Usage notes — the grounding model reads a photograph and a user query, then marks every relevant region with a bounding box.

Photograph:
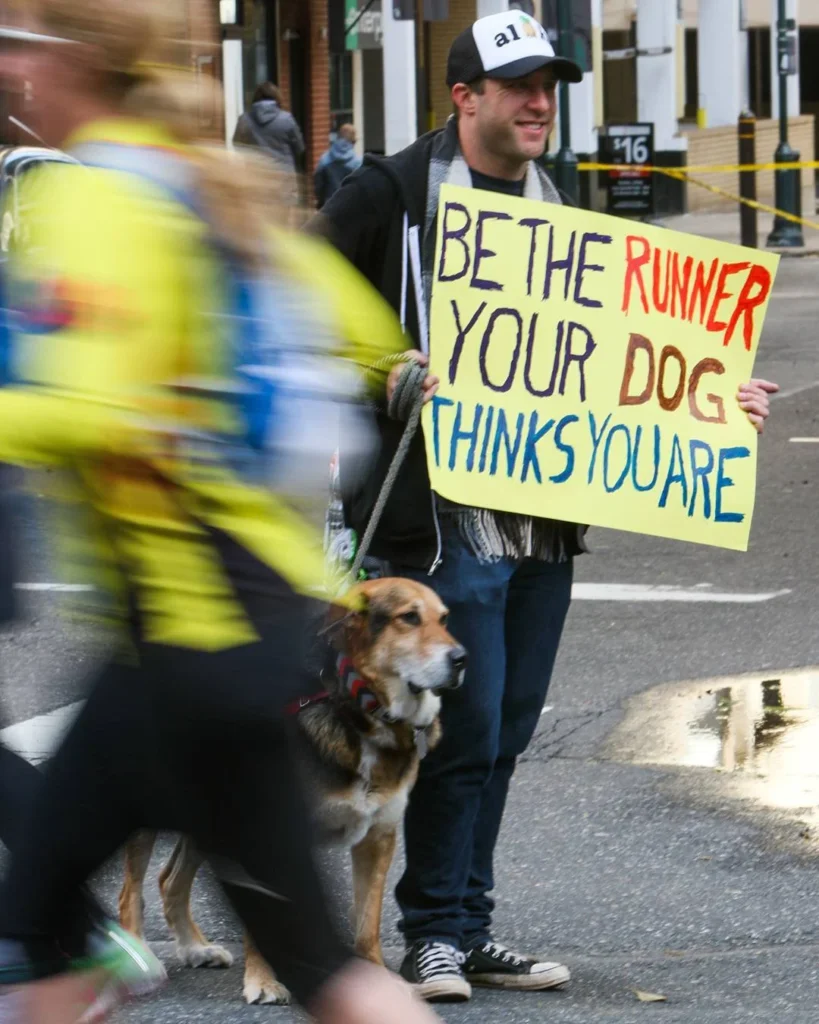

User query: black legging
[0,601,352,1006]
[0,741,40,854]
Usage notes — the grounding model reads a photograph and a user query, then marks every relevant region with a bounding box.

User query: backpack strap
[70,141,207,224]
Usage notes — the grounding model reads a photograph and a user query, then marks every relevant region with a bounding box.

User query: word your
[622,235,772,349]
[445,299,597,401]
[429,397,749,524]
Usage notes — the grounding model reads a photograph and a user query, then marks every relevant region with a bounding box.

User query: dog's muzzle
[407,646,467,697]
[438,645,467,692]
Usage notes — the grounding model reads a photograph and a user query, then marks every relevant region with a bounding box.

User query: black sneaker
[399,940,471,1002]
[463,940,570,990]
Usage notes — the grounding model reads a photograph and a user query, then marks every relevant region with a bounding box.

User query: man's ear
[452,82,477,119]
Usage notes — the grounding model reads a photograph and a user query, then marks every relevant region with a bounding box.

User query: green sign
[345,0,383,51]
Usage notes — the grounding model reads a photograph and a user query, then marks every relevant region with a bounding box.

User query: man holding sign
[315,10,777,1003]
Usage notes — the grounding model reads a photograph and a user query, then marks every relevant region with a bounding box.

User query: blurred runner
[0,3,436,1024]
[1,267,152,1013]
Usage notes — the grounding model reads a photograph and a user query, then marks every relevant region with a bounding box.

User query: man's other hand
[738,378,779,434]
[387,351,440,406]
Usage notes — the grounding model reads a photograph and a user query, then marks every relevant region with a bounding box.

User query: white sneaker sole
[468,964,571,991]
[411,976,472,1002]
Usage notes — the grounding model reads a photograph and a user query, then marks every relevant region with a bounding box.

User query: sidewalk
[655,209,819,255]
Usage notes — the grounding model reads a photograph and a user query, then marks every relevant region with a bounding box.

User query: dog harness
[285,653,430,756]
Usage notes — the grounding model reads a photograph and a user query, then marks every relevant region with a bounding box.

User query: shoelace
[482,941,526,967]
[417,942,465,979]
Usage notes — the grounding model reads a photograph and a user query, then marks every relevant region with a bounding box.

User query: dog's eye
[439,613,449,627]
[400,610,422,627]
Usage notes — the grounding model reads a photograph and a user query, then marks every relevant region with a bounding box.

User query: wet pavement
[607,668,819,839]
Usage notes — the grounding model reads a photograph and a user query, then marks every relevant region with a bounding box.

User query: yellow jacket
[0,119,403,650]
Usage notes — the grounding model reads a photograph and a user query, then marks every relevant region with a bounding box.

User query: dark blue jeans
[395,527,573,949]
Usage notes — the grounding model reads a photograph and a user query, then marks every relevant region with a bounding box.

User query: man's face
[471,68,558,167]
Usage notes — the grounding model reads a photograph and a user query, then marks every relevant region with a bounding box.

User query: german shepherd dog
[118,577,466,1004]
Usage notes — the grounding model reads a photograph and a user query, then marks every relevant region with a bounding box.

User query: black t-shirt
[469,167,526,197]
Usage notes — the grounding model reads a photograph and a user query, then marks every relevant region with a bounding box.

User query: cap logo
[494,15,546,48]
[520,16,539,39]
[472,10,555,73]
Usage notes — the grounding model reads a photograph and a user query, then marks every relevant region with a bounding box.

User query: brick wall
[308,0,332,176]
[185,0,222,139]
[683,115,815,215]
[277,0,331,183]
[428,0,476,129]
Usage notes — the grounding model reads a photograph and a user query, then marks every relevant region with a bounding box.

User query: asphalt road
[1,257,817,1024]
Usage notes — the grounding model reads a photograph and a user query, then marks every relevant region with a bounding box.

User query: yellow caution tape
[662,168,819,231]
[574,162,819,233]
[578,161,819,173]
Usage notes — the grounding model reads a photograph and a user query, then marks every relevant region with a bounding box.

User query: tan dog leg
[242,935,291,1005]
[119,830,157,939]
[159,837,234,968]
[351,827,397,966]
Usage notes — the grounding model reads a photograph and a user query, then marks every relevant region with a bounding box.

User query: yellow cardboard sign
[422,184,780,551]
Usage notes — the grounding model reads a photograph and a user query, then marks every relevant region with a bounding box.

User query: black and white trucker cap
[446,11,582,87]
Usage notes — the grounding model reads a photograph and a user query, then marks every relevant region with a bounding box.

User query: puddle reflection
[608,668,819,824]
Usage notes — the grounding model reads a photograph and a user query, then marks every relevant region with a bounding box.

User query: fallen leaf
[633,989,668,1003]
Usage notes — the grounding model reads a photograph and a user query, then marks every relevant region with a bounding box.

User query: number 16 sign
[602,123,655,218]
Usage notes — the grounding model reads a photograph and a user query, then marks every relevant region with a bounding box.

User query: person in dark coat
[314,124,362,209]
[233,82,305,177]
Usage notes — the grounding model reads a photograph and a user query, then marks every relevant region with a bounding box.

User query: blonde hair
[36,0,299,265]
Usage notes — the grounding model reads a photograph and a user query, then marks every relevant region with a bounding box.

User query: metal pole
[738,111,757,248]
[767,0,803,247]
[553,0,579,204]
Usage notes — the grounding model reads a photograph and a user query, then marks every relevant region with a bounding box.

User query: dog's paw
[243,973,291,1005]
[176,942,234,968]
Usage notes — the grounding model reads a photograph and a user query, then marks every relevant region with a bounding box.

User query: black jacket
[311,128,445,571]
[233,100,305,174]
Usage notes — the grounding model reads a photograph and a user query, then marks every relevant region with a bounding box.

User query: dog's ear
[323,592,367,649]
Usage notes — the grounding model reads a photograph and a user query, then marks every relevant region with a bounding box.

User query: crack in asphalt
[520,709,617,762]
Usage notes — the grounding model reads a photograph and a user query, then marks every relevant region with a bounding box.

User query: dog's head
[330,577,467,729]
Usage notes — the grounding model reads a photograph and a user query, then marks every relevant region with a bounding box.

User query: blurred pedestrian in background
[233,81,305,205]
[314,124,362,209]
[0,3,440,1024]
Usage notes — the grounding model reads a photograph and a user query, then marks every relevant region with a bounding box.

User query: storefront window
[241,0,269,108]
[330,52,353,133]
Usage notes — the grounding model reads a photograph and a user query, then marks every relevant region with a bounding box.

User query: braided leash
[349,358,428,581]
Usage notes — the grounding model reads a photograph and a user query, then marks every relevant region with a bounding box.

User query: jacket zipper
[428,492,442,576]
[404,213,442,575]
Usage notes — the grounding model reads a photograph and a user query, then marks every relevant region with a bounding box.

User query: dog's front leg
[119,830,157,938]
[351,826,397,966]
[242,936,291,1005]
[159,836,234,968]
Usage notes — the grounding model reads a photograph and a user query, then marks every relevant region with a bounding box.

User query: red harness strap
[284,690,330,717]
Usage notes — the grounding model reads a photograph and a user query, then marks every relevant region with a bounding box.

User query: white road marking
[789,437,819,443]
[773,380,819,401]
[0,700,82,763]
[14,583,94,592]
[572,584,791,603]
